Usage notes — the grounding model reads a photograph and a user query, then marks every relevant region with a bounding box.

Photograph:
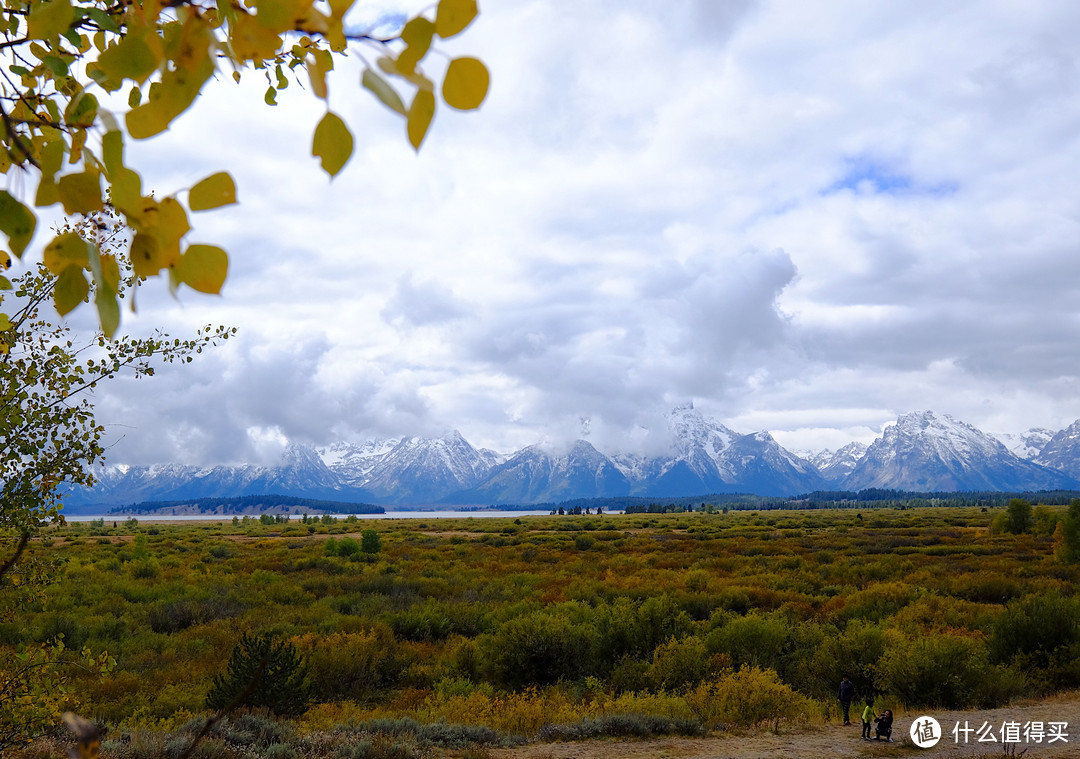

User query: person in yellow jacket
[860,699,874,740]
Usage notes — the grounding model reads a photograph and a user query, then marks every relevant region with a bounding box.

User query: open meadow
[5,505,1080,758]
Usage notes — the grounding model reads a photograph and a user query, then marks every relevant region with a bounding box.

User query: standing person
[860,699,874,740]
[838,675,855,725]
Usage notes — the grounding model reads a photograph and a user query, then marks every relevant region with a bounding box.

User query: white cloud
[44,0,1080,463]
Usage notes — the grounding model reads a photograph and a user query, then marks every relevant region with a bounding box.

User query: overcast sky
[60,0,1080,465]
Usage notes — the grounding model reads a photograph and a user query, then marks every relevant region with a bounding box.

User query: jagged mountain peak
[1034,419,1080,479]
[845,411,1075,492]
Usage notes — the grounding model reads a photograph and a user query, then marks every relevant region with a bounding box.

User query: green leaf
[442,57,489,110]
[312,111,353,177]
[0,192,37,258]
[97,33,160,87]
[85,7,120,33]
[27,0,73,40]
[189,172,237,211]
[264,85,277,106]
[43,55,68,76]
[64,91,98,128]
[362,68,406,116]
[0,277,11,291]
[176,244,228,294]
[53,266,89,316]
[435,0,477,38]
[0,312,10,330]
[407,90,436,151]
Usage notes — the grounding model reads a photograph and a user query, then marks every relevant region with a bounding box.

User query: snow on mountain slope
[844,411,1076,492]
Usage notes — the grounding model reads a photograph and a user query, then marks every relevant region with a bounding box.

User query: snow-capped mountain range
[66,408,1080,508]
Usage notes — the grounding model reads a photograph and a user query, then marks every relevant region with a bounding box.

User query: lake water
[64,509,619,522]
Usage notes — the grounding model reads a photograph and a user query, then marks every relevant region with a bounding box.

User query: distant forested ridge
[580,489,1080,514]
[107,494,385,516]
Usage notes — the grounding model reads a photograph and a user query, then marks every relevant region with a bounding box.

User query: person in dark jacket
[837,675,855,725]
[873,709,894,741]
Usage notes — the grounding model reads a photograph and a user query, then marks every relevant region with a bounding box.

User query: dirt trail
[488,695,1080,759]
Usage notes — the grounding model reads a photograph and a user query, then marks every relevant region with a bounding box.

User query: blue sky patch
[823,158,958,197]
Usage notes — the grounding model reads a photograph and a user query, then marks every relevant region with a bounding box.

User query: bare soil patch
[488,694,1080,759]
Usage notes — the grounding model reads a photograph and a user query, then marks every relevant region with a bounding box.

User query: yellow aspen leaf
[177,244,228,293]
[189,172,237,211]
[99,252,120,293]
[0,277,10,291]
[0,191,37,258]
[126,59,212,139]
[149,198,190,267]
[53,264,90,316]
[407,89,436,151]
[306,49,333,99]
[57,171,104,215]
[231,12,283,61]
[0,251,9,269]
[398,17,435,73]
[299,5,329,35]
[43,231,89,274]
[34,138,65,207]
[110,169,143,218]
[312,111,353,177]
[442,56,489,110]
[69,128,87,164]
[0,313,9,330]
[378,55,434,91]
[130,232,163,277]
[435,0,477,38]
[254,0,312,33]
[164,12,213,72]
[92,256,120,338]
[361,68,406,116]
[101,130,123,175]
[126,100,170,139]
[27,0,73,40]
[325,0,353,50]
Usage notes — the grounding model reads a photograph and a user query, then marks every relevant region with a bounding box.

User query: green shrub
[880,631,988,708]
[298,628,405,700]
[705,612,790,673]
[990,591,1080,687]
[479,612,597,688]
[648,636,708,690]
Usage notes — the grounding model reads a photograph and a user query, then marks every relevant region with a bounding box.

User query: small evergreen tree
[361,529,382,554]
[206,632,310,715]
